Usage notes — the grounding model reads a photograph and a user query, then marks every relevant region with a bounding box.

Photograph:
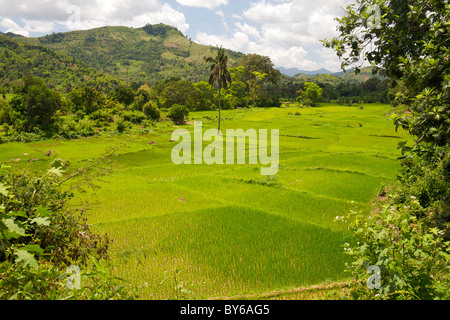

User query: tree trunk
[218,86,221,134]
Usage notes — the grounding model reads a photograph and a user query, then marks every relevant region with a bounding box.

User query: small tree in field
[297,82,323,107]
[168,104,189,125]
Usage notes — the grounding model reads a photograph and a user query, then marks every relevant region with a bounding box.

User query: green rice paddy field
[0,103,410,299]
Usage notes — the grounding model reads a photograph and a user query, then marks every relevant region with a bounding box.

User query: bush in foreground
[340,148,450,300]
[0,162,135,300]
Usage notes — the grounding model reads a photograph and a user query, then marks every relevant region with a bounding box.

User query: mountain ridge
[1,23,384,93]
[14,24,245,87]
[276,66,338,77]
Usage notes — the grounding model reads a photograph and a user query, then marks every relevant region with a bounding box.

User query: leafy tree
[0,99,13,126]
[70,85,106,114]
[193,81,215,111]
[9,76,61,132]
[142,101,160,121]
[143,24,184,38]
[238,53,281,86]
[132,88,152,111]
[110,85,135,107]
[168,104,189,125]
[228,66,248,99]
[248,71,267,104]
[297,82,323,107]
[161,79,197,110]
[206,46,232,132]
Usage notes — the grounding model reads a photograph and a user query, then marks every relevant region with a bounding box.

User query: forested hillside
[1,23,390,106]
[0,35,122,93]
[16,24,244,88]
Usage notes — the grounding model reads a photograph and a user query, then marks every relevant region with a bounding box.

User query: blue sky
[0,0,354,71]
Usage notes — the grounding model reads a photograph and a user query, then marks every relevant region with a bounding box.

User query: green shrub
[168,104,189,125]
[0,164,135,299]
[341,203,450,300]
[253,96,281,108]
[76,119,95,137]
[57,117,96,139]
[142,101,160,121]
[341,146,450,300]
[116,119,128,133]
[89,110,114,123]
[122,110,146,124]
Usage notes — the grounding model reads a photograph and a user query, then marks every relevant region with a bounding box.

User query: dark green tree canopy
[238,54,281,86]
[161,78,198,110]
[10,76,61,132]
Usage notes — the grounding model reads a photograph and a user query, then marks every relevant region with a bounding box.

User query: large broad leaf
[9,210,28,218]
[30,216,50,227]
[2,218,26,238]
[23,244,44,257]
[35,206,53,218]
[15,249,38,269]
[0,182,10,197]
[47,167,65,177]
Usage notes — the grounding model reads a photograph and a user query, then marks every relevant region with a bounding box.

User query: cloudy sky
[0,0,354,72]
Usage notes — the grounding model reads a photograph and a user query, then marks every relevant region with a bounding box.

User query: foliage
[121,110,147,125]
[142,101,160,121]
[9,76,61,132]
[325,0,450,300]
[238,53,281,86]
[168,104,189,125]
[340,192,450,300]
[143,23,184,38]
[58,117,96,139]
[110,85,135,107]
[132,88,158,111]
[193,81,215,111]
[0,160,134,300]
[161,79,198,110]
[69,85,106,115]
[297,82,323,107]
[392,146,450,239]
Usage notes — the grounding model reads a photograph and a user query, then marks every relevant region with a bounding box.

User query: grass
[0,103,409,299]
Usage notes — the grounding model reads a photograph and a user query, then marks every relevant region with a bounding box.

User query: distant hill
[0,34,122,92]
[16,24,245,87]
[2,23,386,93]
[0,31,24,38]
[277,66,337,77]
[290,66,386,85]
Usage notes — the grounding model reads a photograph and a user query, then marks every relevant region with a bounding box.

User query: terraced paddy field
[0,103,409,299]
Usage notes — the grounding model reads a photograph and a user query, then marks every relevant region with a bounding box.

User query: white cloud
[0,18,30,37]
[195,29,315,70]
[0,0,189,35]
[196,0,353,70]
[176,0,228,9]
[243,1,293,23]
[0,0,354,71]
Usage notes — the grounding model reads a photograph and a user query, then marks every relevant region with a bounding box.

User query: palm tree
[206,46,232,133]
